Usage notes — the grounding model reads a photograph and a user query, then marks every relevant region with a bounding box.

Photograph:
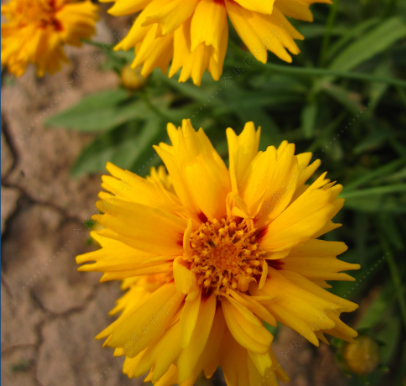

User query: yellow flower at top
[100,0,331,85]
[1,0,99,77]
[77,120,360,386]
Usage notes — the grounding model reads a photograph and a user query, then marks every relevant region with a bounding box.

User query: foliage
[47,0,406,384]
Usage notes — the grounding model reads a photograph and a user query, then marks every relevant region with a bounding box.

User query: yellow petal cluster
[1,0,99,77]
[76,120,360,386]
[100,0,331,85]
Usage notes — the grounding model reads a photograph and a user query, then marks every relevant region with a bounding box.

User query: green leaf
[378,215,404,251]
[369,60,392,112]
[353,131,391,155]
[322,83,365,115]
[298,24,346,39]
[375,317,401,364]
[325,18,379,63]
[344,196,406,213]
[46,90,152,132]
[343,156,406,192]
[356,283,396,330]
[213,93,303,116]
[301,102,318,138]
[127,117,166,176]
[340,184,406,199]
[329,17,406,71]
[71,118,163,177]
[154,71,216,103]
[53,89,129,114]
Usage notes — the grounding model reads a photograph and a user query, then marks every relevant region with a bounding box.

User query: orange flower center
[186,218,266,293]
[8,0,62,30]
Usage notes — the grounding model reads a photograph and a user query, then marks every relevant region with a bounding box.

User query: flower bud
[120,64,147,91]
[343,336,380,375]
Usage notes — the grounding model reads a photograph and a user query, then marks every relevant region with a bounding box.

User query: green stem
[319,0,340,67]
[379,236,406,333]
[340,184,406,199]
[263,63,406,88]
[229,42,406,88]
[139,92,172,123]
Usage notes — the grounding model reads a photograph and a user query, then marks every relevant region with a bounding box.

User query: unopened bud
[120,64,147,91]
[343,336,380,375]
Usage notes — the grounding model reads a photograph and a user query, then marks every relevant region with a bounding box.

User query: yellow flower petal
[221,296,273,353]
[177,293,217,382]
[180,289,201,348]
[226,122,261,195]
[98,282,184,354]
[154,119,231,221]
[1,0,98,76]
[93,196,186,255]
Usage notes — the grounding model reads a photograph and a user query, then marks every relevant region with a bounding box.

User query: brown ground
[1,9,347,386]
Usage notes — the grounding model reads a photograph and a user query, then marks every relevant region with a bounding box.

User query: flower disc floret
[186,217,266,293]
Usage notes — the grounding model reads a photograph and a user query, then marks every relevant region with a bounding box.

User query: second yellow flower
[101,0,331,85]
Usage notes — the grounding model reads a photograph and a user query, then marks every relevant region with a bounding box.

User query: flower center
[186,218,266,294]
[11,0,62,30]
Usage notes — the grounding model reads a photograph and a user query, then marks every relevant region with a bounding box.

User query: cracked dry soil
[1,9,346,386]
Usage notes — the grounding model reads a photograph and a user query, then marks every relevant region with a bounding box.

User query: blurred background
[1,0,406,385]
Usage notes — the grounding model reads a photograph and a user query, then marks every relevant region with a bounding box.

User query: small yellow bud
[120,64,147,91]
[343,336,380,375]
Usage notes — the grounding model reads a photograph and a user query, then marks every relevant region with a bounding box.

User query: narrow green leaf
[369,60,392,112]
[213,94,303,116]
[301,102,318,138]
[378,215,404,251]
[47,94,151,132]
[70,118,164,177]
[127,117,166,176]
[343,157,406,192]
[344,196,406,213]
[379,235,406,334]
[353,131,391,154]
[322,83,364,115]
[71,121,141,177]
[330,17,406,71]
[298,24,345,39]
[325,18,379,63]
[356,284,395,330]
[340,184,406,199]
[154,71,216,103]
[375,317,401,364]
[49,89,129,116]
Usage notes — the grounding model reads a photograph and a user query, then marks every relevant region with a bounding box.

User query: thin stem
[319,0,340,67]
[340,184,406,199]
[229,42,406,88]
[139,91,172,123]
[263,63,406,88]
[379,236,406,333]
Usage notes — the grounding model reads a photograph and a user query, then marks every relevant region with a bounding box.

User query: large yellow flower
[77,120,360,386]
[100,0,331,85]
[1,0,99,77]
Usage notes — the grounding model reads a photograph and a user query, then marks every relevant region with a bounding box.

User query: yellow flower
[1,0,99,77]
[77,120,360,386]
[100,0,331,85]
